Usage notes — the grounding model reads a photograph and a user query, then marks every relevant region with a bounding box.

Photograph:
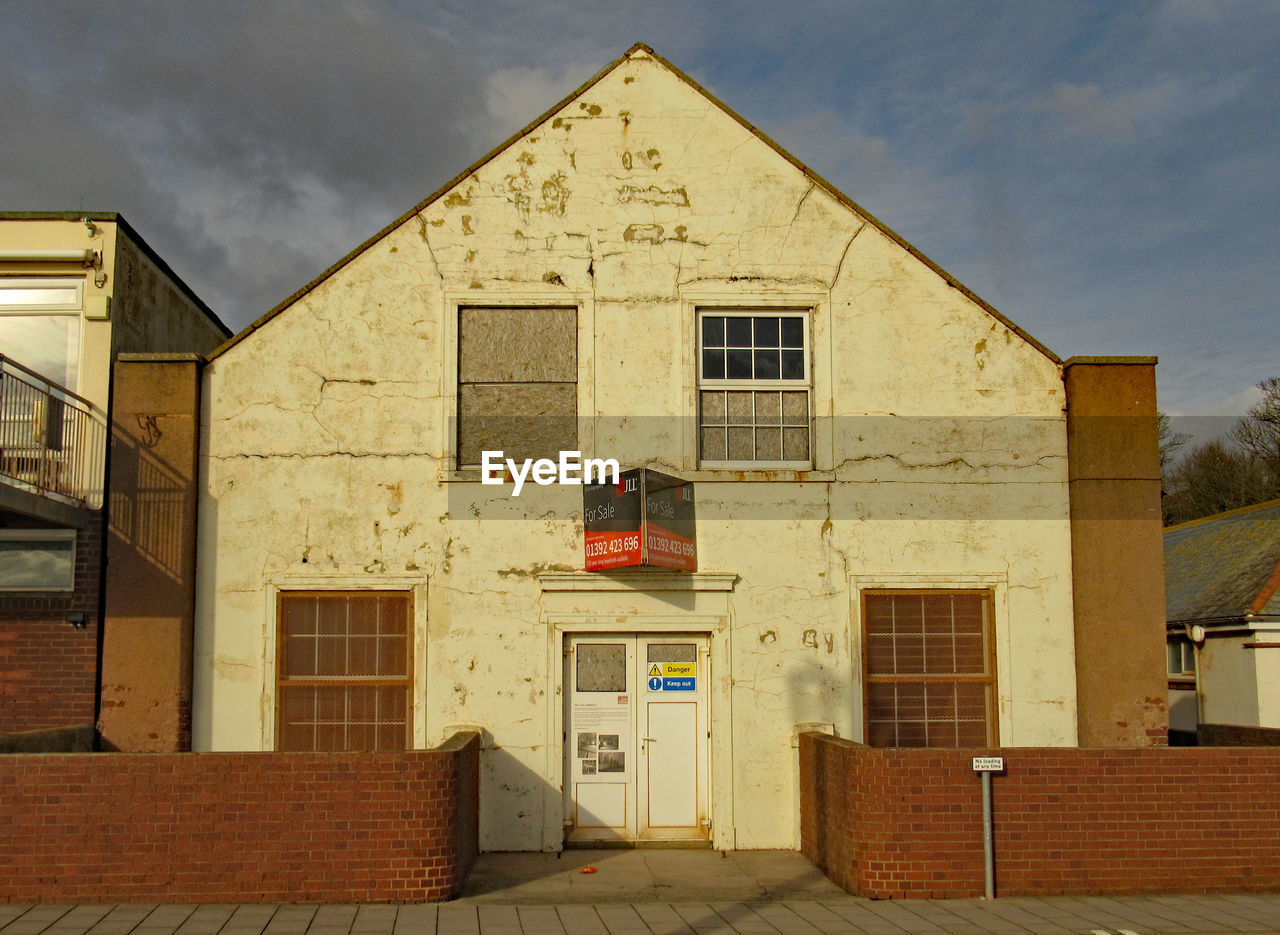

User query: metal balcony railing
[0,354,106,509]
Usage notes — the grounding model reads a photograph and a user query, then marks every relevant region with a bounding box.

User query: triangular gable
[209,42,1059,363]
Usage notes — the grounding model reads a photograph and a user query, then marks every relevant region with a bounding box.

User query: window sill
[441,467,836,483]
[688,467,833,482]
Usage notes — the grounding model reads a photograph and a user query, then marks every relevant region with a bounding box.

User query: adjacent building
[1164,498,1280,745]
[0,213,229,748]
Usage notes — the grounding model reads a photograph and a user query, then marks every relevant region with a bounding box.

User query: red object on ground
[579,866,597,874]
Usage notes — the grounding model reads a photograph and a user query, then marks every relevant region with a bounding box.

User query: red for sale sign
[582,468,696,572]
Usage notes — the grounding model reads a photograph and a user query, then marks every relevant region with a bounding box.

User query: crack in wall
[830,222,867,289]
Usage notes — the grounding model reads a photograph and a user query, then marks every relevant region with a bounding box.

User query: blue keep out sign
[662,677,696,691]
[648,676,663,691]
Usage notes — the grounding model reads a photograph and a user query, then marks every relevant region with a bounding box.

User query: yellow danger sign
[659,662,696,678]
[648,664,662,677]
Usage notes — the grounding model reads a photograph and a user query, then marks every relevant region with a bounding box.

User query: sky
[3,0,1277,431]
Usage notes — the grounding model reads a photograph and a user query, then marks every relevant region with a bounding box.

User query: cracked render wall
[194,48,1079,851]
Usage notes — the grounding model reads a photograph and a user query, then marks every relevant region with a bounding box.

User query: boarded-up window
[457,306,576,466]
[277,591,411,751]
[863,590,997,747]
[698,311,809,464]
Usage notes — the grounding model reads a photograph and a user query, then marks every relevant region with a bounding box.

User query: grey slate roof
[1164,498,1280,624]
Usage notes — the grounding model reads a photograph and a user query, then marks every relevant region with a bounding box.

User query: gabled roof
[1164,498,1280,624]
[209,43,1059,363]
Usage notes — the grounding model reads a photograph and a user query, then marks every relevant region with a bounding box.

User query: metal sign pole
[971,755,1003,899]
[982,770,995,899]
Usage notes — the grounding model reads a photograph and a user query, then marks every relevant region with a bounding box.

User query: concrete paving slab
[392,905,437,935]
[263,905,316,935]
[0,910,34,931]
[130,905,198,934]
[819,902,911,935]
[219,904,279,935]
[84,905,157,935]
[669,904,738,935]
[352,907,399,935]
[512,907,564,935]
[1142,894,1262,932]
[551,907,607,935]
[706,903,782,935]
[172,905,237,935]
[436,905,479,935]
[42,905,115,935]
[742,905,822,935]
[632,904,693,935]
[2,906,76,935]
[1181,894,1280,931]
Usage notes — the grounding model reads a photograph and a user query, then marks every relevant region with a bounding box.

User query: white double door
[564,634,710,843]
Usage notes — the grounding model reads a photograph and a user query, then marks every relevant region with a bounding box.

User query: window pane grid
[865,591,995,748]
[699,390,809,461]
[278,592,411,752]
[279,685,408,752]
[698,311,810,465]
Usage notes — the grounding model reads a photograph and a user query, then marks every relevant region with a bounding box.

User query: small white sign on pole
[972,755,1005,773]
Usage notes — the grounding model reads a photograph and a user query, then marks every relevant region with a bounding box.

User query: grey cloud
[3,0,494,325]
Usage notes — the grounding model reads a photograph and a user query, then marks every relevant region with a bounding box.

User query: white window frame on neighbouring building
[0,277,84,393]
[696,308,811,467]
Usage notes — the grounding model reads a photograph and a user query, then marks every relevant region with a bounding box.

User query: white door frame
[562,633,712,844]
[542,610,733,851]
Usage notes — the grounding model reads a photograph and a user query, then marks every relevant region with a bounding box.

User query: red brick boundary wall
[0,732,479,903]
[800,732,1280,899]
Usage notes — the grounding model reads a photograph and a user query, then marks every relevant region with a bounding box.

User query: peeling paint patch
[618,185,689,207]
[579,102,602,116]
[497,562,574,578]
[621,149,662,171]
[382,482,403,516]
[624,224,664,244]
[461,215,475,235]
[540,172,570,216]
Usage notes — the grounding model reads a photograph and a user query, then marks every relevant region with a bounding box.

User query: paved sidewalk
[3,851,1279,935]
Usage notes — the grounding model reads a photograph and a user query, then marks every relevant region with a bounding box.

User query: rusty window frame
[861,589,998,748]
[275,590,412,752]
